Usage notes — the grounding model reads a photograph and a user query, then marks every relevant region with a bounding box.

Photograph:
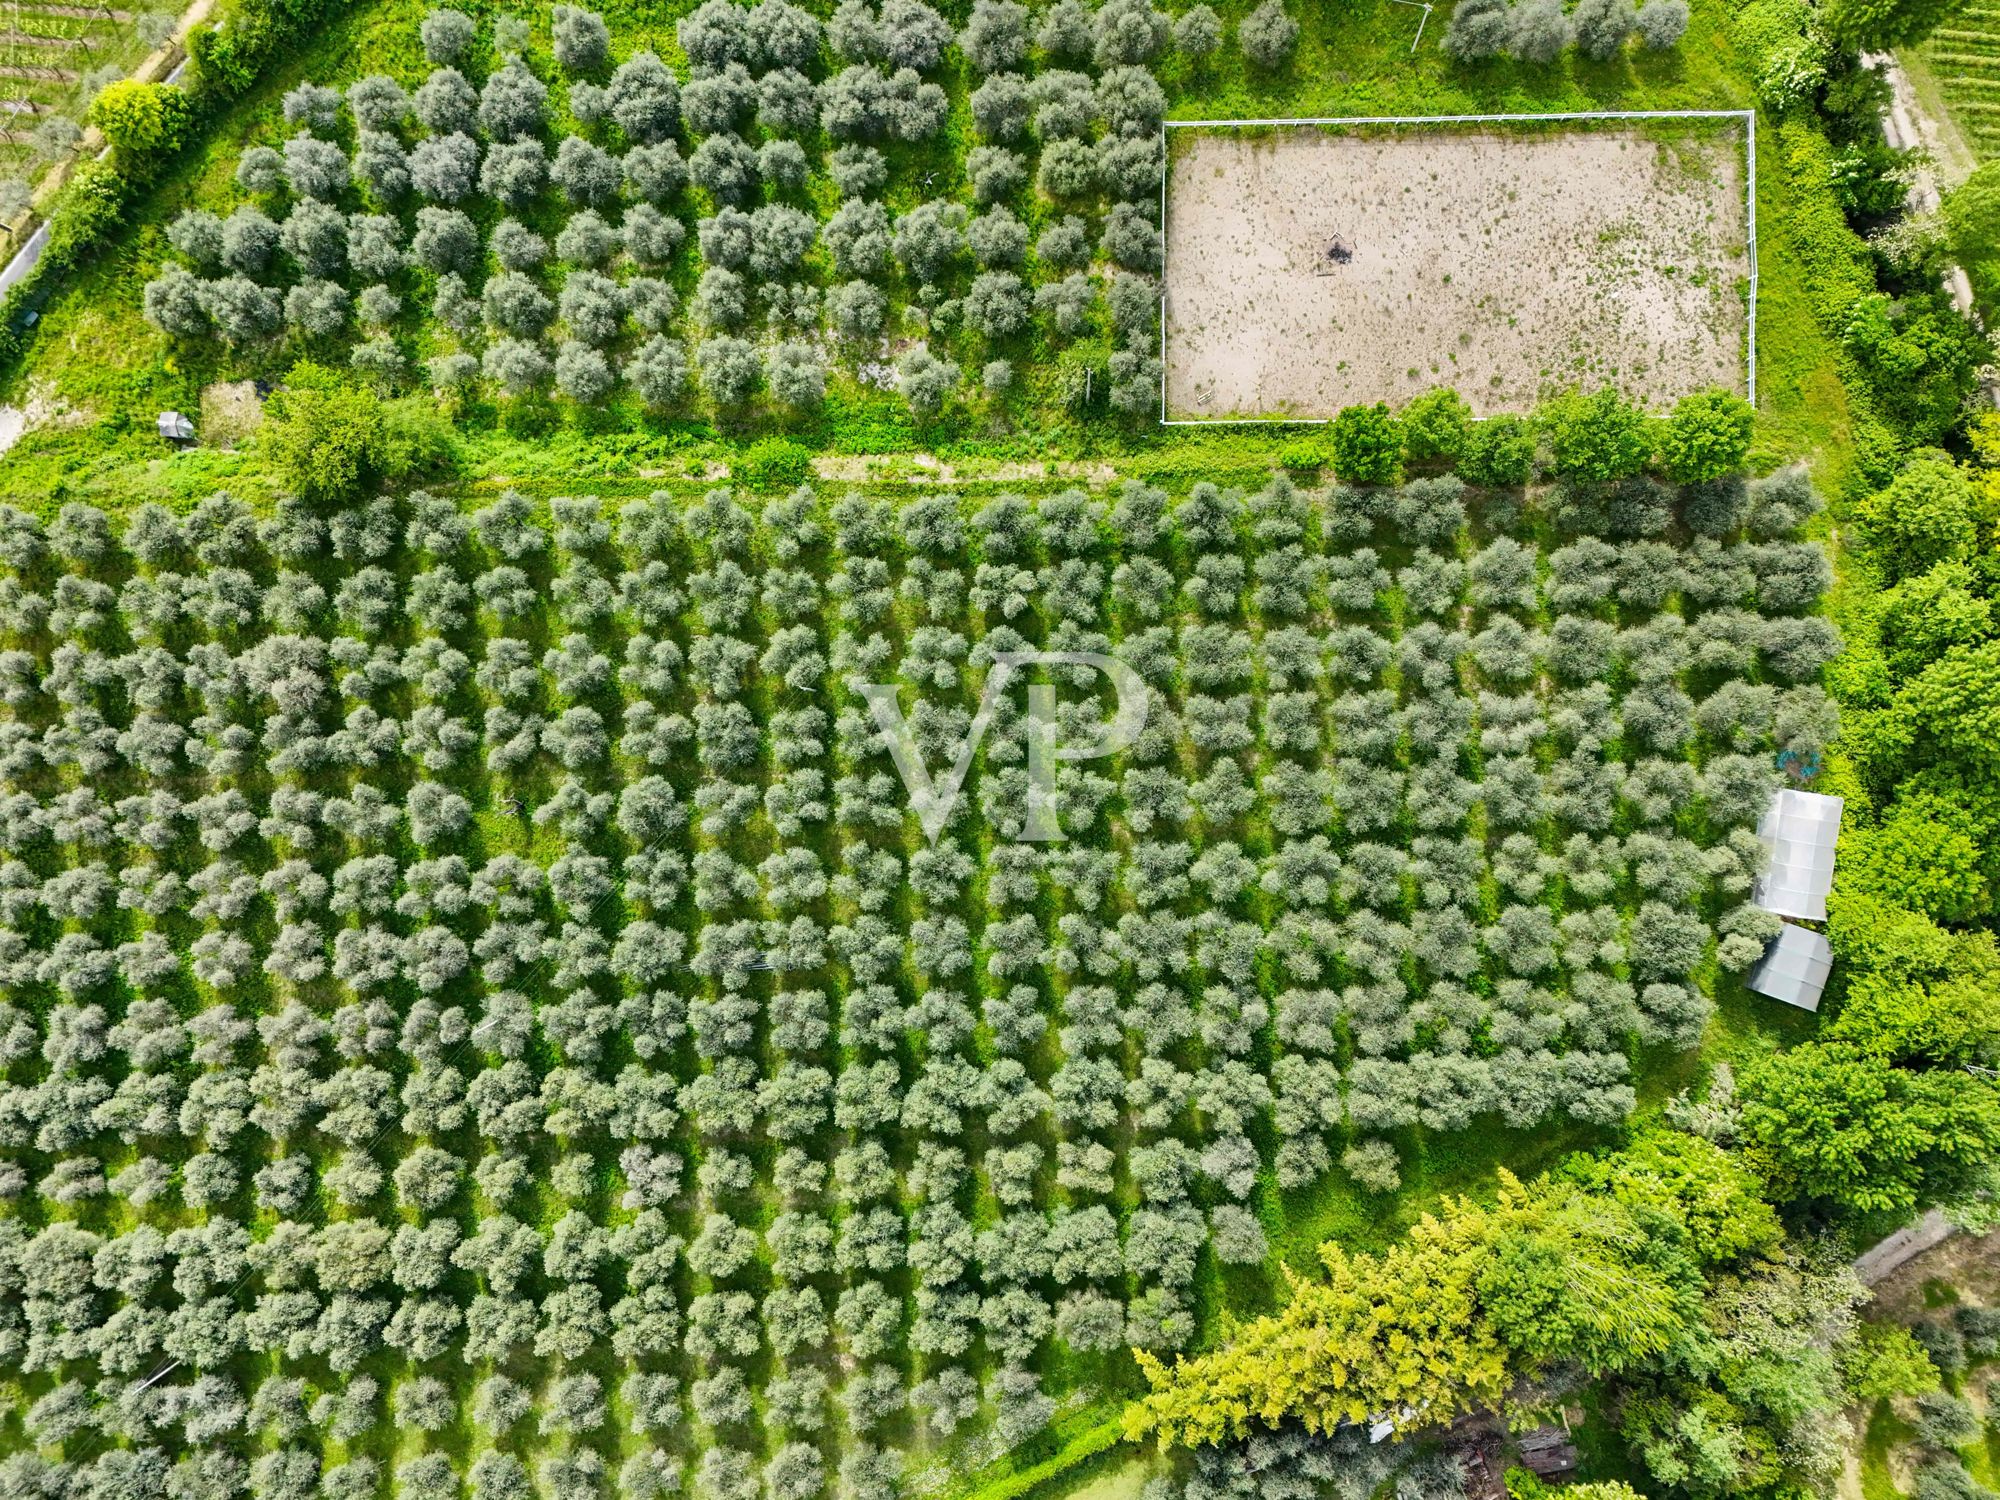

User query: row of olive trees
[134,0,1257,422]
[1442,0,1688,62]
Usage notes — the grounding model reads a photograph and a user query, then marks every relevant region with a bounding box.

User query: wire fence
[1155,108,1760,426]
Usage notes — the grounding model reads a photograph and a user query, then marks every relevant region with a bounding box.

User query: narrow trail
[1865,49,2000,408]
[1854,1208,1959,1286]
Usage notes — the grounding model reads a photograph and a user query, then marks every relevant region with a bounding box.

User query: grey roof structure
[1746,922,1834,1013]
[1754,788,1844,922]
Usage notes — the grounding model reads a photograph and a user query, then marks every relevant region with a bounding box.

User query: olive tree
[144,267,209,337]
[221,204,279,272]
[1509,0,1573,60]
[1238,0,1299,66]
[553,136,621,206]
[898,344,960,417]
[421,7,476,63]
[479,138,547,207]
[1635,0,1689,45]
[1174,4,1223,58]
[700,335,762,406]
[964,271,1030,338]
[484,338,553,395]
[410,131,480,200]
[962,0,1030,69]
[625,142,689,203]
[767,343,826,410]
[627,336,688,406]
[553,4,611,72]
[347,74,410,129]
[481,59,548,138]
[1572,0,1636,57]
[415,66,477,133]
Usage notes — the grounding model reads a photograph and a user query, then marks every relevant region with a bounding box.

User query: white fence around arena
[1154,109,1759,427]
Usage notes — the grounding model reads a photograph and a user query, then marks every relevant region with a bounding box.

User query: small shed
[1516,1428,1579,1479]
[156,410,195,444]
[1746,922,1834,1013]
[1754,788,1844,921]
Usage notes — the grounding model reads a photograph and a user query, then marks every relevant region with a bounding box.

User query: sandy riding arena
[1162,121,1751,420]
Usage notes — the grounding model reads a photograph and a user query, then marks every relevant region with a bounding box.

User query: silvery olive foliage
[0,469,1827,1495]
[141,0,1184,422]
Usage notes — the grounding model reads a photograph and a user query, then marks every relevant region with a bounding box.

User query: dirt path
[1856,1209,1960,1286]
[1880,48,1981,188]
[1866,1223,2000,1324]
[1868,51,1980,319]
[1866,49,1999,409]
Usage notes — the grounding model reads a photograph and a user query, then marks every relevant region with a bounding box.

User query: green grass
[0,2,179,181]
[1862,1401,1915,1500]
[1918,3,2000,162]
[0,0,1862,506]
[1742,122,1860,499]
[947,1417,1136,1500]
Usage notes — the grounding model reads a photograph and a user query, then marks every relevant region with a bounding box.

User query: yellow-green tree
[1126,1165,1715,1446]
[1126,1188,1509,1445]
[88,79,190,159]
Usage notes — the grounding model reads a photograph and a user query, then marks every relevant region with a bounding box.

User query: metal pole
[1746,111,1758,407]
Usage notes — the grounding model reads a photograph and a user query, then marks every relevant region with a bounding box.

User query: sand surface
[1163,124,1750,419]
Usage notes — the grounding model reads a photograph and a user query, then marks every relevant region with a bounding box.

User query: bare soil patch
[1163,122,1750,420]
[200,378,263,447]
[1868,1224,2000,1323]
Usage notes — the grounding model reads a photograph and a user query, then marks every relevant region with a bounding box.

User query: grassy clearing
[941,1415,1138,1500]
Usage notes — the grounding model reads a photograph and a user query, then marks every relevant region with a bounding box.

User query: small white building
[1754,788,1844,922]
[156,410,195,444]
[1746,922,1834,1012]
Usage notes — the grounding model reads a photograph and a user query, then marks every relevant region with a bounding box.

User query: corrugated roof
[1746,922,1834,1012]
[1754,788,1844,922]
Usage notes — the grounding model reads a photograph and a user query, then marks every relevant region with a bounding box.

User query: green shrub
[1401,388,1472,465]
[740,437,813,489]
[260,362,412,506]
[1539,387,1652,482]
[89,80,191,159]
[1777,118,1876,331]
[40,159,129,274]
[1278,439,1326,472]
[1844,1323,1943,1401]
[1853,452,1978,581]
[1732,0,1831,108]
[1458,414,1537,487]
[1328,403,1402,484]
[190,0,345,104]
[1838,798,1990,923]
[1661,389,1754,484]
